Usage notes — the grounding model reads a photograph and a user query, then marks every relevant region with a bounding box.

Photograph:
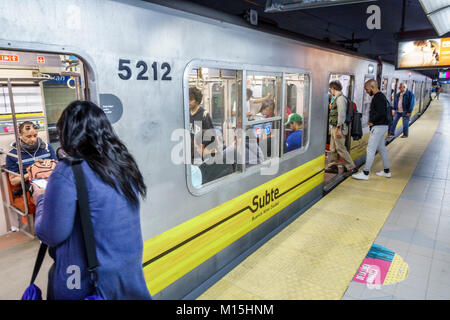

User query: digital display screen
[439,71,450,79]
[397,38,450,69]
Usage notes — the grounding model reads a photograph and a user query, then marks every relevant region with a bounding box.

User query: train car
[0,0,431,299]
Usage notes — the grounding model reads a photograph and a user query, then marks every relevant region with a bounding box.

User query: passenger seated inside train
[189,87,215,164]
[284,113,303,152]
[6,121,57,194]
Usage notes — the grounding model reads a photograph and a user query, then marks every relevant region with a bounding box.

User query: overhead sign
[397,38,450,69]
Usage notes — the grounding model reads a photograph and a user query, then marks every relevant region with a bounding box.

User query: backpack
[343,95,357,124]
[27,159,57,180]
[384,95,393,125]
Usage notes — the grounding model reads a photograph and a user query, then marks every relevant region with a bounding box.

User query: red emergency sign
[0,55,19,62]
[37,56,45,63]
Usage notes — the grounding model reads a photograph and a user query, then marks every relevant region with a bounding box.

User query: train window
[188,67,243,188]
[362,75,375,128]
[246,72,282,161]
[381,77,389,96]
[283,73,310,154]
[391,78,399,104]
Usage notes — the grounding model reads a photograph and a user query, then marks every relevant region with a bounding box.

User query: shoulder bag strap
[70,161,99,272]
[29,242,48,285]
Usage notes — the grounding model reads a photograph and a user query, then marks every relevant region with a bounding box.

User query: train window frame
[183,60,312,196]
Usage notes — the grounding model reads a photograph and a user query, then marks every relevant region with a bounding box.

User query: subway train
[0,0,432,299]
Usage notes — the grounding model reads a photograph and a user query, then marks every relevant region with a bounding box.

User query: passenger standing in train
[388,83,414,138]
[325,81,356,176]
[189,87,215,164]
[6,121,57,188]
[284,113,303,152]
[32,101,151,300]
[352,80,391,180]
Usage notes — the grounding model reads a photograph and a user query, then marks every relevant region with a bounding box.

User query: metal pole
[7,78,29,216]
[400,0,406,33]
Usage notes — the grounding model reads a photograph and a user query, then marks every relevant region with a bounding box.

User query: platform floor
[198,95,448,300]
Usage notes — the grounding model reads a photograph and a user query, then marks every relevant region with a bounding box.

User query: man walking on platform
[388,82,414,138]
[325,81,356,176]
[353,79,391,181]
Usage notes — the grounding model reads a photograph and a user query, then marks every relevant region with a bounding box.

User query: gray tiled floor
[343,94,450,300]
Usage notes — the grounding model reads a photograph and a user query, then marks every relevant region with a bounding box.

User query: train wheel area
[197,95,448,300]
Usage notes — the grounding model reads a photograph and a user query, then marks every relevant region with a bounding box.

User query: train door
[324,73,355,187]
[0,50,86,241]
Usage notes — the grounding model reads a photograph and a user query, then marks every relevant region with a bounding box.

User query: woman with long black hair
[33,100,151,300]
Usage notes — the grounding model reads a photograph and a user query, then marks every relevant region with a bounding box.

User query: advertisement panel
[397,38,450,69]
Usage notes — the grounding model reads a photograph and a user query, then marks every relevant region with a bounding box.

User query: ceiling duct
[264,0,378,13]
[418,0,450,36]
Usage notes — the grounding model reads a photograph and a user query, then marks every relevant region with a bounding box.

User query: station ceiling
[178,0,449,79]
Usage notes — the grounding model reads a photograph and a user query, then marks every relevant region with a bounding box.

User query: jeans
[389,112,410,136]
[364,125,390,173]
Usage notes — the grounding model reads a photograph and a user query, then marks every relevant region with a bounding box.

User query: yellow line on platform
[198,100,443,300]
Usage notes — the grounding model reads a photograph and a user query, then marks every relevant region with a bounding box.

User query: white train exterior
[0,0,431,299]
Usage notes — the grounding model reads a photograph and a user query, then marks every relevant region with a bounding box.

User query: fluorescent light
[264,0,377,12]
[418,0,450,14]
[428,7,450,36]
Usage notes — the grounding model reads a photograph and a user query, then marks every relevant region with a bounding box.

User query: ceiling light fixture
[264,0,378,13]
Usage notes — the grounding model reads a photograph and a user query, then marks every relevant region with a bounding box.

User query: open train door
[324,73,355,191]
[0,50,86,239]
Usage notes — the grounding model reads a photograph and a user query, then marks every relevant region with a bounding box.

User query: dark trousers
[389,112,410,136]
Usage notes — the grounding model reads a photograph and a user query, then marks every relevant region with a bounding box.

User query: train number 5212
[118,59,172,81]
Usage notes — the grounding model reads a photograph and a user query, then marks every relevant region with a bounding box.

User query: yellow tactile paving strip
[198,101,442,300]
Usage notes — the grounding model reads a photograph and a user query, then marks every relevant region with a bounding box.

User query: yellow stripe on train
[142,155,325,295]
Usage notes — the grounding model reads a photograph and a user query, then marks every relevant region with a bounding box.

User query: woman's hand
[32,185,46,203]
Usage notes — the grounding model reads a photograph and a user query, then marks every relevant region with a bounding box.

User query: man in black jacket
[352,79,391,181]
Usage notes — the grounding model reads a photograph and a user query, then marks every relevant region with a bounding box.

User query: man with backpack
[325,81,356,176]
[352,79,391,181]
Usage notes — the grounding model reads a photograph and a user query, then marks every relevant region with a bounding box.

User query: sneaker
[401,134,408,138]
[376,171,392,178]
[352,171,369,180]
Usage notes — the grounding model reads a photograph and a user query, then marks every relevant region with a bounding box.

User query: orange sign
[37,56,45,64]
[0,54,19,62]
[440,38,450,66]
[398,37,450,69]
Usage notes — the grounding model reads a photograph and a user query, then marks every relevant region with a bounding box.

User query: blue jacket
[393,90,415,114]
[35,160,151,300]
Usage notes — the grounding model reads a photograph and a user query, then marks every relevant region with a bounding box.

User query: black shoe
[325,166,339,174]
[343,167,358,176]
[401,134,408,138]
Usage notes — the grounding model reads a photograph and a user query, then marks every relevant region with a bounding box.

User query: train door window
[391,78,399,104]
[283,73,309,154]
[362,75,375,129]
[42,56,84,149]
[187,67,242,188]
[245,72,282,162]
[381,77,389,96]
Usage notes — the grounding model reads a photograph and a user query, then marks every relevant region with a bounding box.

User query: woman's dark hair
[57,101,146,207]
